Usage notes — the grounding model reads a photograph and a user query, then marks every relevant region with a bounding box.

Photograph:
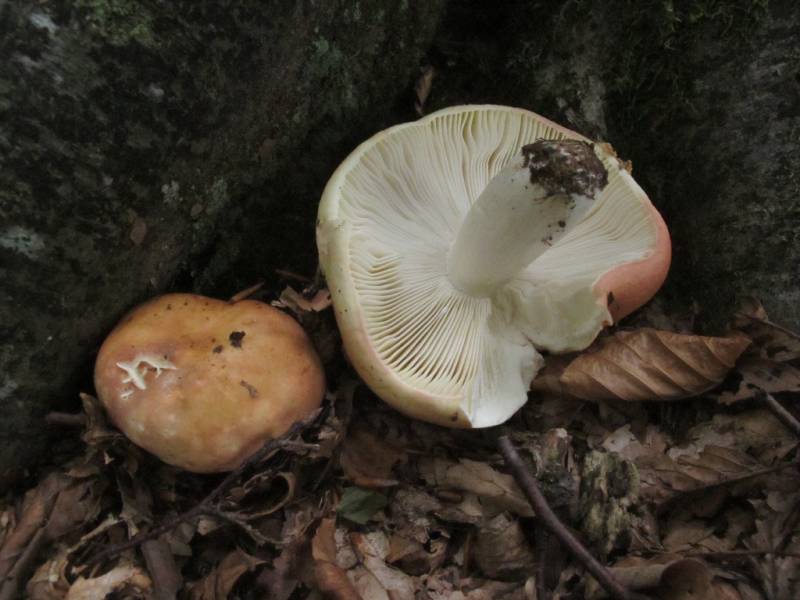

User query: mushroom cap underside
[317,105,670,428]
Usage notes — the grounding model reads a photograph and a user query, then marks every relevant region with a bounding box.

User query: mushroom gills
[447,140,608,298]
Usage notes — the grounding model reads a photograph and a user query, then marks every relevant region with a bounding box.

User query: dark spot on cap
[607,291,616,305]
[450,413,459,422]
[229,331,246,348]
[521,140,608,198]
[212,345,223,354]
[557,220,566,228]
[239,380,259,398]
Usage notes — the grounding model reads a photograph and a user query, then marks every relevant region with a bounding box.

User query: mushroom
[94,294,325,472]
[316,105,670,428]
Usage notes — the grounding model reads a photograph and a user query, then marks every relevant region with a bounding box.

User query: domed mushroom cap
[94,294,325,472]
[317,105,670,429]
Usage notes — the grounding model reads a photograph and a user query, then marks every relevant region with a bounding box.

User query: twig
[762,393,800,438]
[0,528,47,600]
[497,435,650,600]
[683,549,800,560]
[229,282,265,303]
[658,461,799,514]
[534,525,550,600]
[142,537,182,600]
[275,269,311,283]
[45,412,87,427]
[89,419,312,565]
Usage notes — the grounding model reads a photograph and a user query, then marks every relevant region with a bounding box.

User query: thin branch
[497,435,650,600]
[683,549,800,560]
[658,461,799,514]
[229,282,265,303]
[0,528,47,600]
[89,419,312,565]
[275,269,311,283]
[534,525,550,600]
[45,412,87,427]
[763,393,800,438]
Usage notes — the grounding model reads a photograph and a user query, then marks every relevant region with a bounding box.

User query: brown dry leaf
[0,472,71,581]
[386,533,447,575]
[715,356,800,404]
[658,558,715,600]
[45,477,106,540]
[142,536,182,600]
[275,285,332,314]
[26,552,70,600]
[340,423,406,488]
[229,471,296,519]
[312,518,362,600]
[473,513,535,579]
[532,328,750,401]
[419,458,533,517]
[350,531,417,600]
[129,217,147,245]
[257,542,300,600]
[188,548,265,600]
[414,65,436,115]
[733,301,800,362]
[0,508,14,550]
[679,409,797,464]
[586,557,713,599]
[422,567,528,600]
[747,493,800,600]
[603,424,776,506]
[66,564,152,599]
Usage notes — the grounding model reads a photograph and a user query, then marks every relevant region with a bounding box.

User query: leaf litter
[3,287,800,600]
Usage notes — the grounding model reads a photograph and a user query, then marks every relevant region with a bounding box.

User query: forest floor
[0,281,798,600]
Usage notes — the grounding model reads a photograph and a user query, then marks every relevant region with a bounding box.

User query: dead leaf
[602,425,778,506]
[350,531,416,600]
[658,558,714,600]
[473,513,535,579]
[26,552,70,600]
[230,471,296,519]
[0,473,71,580]
[45,478,106,540]
[312,518,362,600]
[257,542,299,600]
[533,329,750,401]
[188,548,265,600]
[129,217,147,245]
[733,301,800,362]
[715,357,800,404]
[586,556,713,599]
[275,286,332,314]
[419,458,534,517]
[66,564,151,600]
[414,65,436,115]
[142,536,182,600]
[747,493,800,600]
[340,423,405,488]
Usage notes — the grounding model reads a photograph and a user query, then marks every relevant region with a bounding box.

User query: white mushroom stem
[447,140,607,298]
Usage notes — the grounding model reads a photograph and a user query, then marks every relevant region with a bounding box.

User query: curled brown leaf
[533,328,750,402]
[312,518,362,600]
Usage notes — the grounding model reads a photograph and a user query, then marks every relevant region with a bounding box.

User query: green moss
[607,0,768,133]
[578,451,640,556]
[75,0,157,48]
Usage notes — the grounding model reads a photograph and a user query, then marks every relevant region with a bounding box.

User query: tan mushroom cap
[317,105,670,428]
[94,294,325,472]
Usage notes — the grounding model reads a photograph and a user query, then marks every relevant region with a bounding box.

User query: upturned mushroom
[94,294,325,472]
[317,105,670,428]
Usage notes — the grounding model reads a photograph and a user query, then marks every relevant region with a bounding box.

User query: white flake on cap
[116,354,177,390]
